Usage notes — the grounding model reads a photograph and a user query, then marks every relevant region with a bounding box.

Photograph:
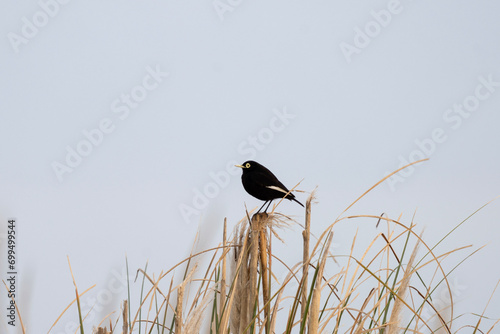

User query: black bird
[235,160,304,213]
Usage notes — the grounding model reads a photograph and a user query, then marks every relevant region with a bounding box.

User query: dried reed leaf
[387,236,421,334]
[309,231,333,333]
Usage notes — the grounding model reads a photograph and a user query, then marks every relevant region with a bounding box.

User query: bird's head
[235,160,259,172]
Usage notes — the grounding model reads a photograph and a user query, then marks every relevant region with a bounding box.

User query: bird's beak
[235,164,245,168]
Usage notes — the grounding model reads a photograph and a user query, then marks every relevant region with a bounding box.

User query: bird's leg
[263,200,273,213]
[257,201,268,214]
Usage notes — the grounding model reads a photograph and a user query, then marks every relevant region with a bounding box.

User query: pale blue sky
[1,0,500,332]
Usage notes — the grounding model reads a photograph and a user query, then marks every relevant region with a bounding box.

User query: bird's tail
[292,197,304,207]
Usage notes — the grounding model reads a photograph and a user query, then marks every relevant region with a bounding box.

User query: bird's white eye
[245,163,251,168]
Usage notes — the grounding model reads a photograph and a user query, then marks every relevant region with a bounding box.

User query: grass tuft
[38,162,499,333]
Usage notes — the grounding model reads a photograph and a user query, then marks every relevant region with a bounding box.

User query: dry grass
[11,159,498,333]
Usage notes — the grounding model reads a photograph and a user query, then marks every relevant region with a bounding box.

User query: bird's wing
[254,171,295,198]
[266,185,289,195]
